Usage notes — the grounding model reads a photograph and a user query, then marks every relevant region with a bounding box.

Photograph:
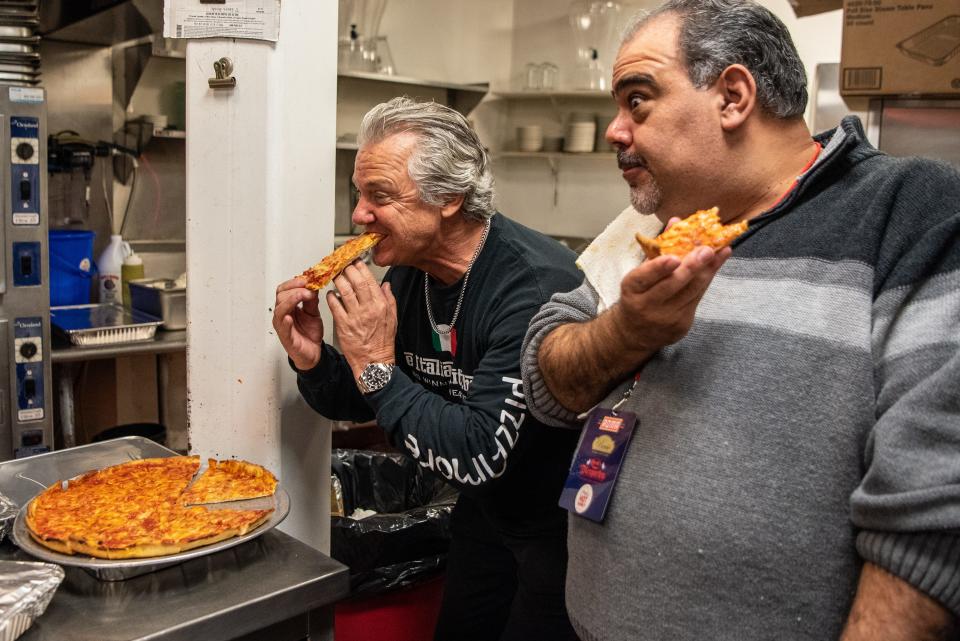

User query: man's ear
[440,194,466,220]
[716,64,757,132]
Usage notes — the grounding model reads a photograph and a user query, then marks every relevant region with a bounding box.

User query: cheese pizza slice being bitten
[299,232,383,290]
[635,207,747,260]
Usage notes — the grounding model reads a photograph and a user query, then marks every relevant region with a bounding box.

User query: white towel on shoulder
[576,205,664,313]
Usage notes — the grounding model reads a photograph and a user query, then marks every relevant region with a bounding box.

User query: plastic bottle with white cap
[97,234,130,306]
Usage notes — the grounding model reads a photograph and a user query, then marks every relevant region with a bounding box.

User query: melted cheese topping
[300,232,383,290]
[636,207,748,259]
[25,456,275,558]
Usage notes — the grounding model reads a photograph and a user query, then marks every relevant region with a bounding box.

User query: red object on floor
[335,574,445,641]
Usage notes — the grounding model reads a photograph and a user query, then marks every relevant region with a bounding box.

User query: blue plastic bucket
[48,230,96,306]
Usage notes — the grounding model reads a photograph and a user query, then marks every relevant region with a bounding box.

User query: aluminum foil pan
[50,304,162,347]
[12,489,290,581]
[0,561,64,641]
[0,494,16,542]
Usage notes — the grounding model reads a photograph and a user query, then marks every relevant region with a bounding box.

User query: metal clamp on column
[209,57,236,89]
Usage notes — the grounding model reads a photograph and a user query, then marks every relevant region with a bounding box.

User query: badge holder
[558,376,639,523]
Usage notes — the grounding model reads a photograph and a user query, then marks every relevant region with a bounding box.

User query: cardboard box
[788,0,843,18]
[840,0,960,96]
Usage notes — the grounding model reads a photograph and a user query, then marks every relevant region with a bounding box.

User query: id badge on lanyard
[558,375,639,523]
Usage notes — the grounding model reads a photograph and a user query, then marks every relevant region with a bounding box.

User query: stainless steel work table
[0,437,350,641]
[1,530,348,641]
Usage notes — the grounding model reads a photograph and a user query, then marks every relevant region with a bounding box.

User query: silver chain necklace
[424,217,492,336]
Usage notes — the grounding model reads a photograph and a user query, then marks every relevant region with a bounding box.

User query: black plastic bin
[330,449,457,596]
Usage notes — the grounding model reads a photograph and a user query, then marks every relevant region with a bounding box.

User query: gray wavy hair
[357,97,495,222]
[624,0,808,119]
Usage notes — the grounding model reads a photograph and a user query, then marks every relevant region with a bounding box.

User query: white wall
[377,0,515,86]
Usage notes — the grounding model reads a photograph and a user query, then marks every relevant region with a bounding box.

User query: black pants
[433,497,578,641]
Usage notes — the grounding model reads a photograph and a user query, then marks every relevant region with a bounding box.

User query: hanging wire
[138,152,163,237]
[117,150,139,237]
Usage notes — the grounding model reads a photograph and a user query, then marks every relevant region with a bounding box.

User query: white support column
[185,2,337,551]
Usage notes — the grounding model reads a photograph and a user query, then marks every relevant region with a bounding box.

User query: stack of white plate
[517,125,544,152]
[0,1,40,87]
[564,120,596,153]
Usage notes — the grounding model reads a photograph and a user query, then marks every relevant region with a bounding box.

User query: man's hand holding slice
[273,232,383,371]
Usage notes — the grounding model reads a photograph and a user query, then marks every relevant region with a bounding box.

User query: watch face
[360,363,394,393]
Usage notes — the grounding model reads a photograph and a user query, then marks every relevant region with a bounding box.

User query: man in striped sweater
[520,1,960,639]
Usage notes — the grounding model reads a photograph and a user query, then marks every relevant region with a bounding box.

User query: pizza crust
[25,456,277,560]
[635,207,748,259]
[299,232,383,291]
[27,513,271,560]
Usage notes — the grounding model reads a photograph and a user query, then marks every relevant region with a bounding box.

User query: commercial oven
[0,85,51,459]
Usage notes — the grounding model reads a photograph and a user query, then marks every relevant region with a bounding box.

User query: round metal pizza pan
[10,487,290,581]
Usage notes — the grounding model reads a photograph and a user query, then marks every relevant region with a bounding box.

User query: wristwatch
[357,362,395,395]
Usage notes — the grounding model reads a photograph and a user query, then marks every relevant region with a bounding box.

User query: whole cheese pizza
[25,456,277,560]
[635,207,748,260]
[299,232,383,291]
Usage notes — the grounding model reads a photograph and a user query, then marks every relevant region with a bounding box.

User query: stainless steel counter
[0,437,350,640]
[1,530,348,641]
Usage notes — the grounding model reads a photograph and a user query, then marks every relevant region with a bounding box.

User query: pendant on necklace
[431,324,458,356]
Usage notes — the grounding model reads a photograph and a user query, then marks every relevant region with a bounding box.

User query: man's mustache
[617,151,647,170]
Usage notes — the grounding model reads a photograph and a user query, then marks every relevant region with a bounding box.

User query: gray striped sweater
[520,117,960,641]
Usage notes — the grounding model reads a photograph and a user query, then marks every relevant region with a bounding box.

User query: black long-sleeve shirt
[297,213,583,536]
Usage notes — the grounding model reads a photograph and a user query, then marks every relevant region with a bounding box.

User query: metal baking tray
[51,303,162,347]
[2,437,289,581]
[12,492,289,582]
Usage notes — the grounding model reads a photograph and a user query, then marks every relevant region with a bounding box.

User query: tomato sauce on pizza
[635,207,748,260]
[299,232,383,291]
[25,456,277,560]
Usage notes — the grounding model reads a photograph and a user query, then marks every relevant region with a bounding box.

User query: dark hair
[624,0,808,118]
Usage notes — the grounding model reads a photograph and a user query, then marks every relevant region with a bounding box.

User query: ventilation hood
[40,0,162,46]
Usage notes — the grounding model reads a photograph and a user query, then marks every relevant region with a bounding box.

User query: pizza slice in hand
[635,207,748,260]
[299,232,383,291]
[179,459,278,506]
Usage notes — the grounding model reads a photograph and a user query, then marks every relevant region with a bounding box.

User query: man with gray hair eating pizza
[272,97,581,641]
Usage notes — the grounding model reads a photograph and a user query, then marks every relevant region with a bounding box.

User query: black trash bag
[331,449,457,596]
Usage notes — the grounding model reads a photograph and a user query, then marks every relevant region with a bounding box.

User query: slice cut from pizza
[635,207,748,260]
[179,458,278,506]
[299,232,383,291]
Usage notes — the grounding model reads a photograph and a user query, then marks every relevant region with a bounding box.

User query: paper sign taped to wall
[163,0,281,42]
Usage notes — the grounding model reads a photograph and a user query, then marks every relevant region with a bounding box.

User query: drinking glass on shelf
[525,63,542,91]
[540,63,559,91]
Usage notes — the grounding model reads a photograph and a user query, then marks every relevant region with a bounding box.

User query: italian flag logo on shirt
[432,324,457,356]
